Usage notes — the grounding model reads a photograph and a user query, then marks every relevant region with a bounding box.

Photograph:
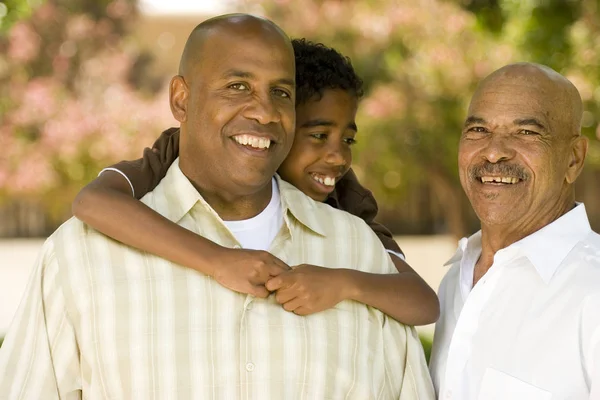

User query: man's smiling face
[458,64,583,230]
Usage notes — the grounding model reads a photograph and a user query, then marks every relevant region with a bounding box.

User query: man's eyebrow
[513,117,547,131]
[464,116,487,127]
[222,69,253,79]
[221,70,294,87]
[273,78,295,87]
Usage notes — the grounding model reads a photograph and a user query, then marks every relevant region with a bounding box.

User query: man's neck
[473,199,576,286]
[186,173,274,221]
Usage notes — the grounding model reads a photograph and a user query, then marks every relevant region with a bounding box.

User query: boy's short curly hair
[292,38,364,106]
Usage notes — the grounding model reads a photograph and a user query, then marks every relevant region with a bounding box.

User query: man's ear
[565,135,589,184]
[169,75,188,123]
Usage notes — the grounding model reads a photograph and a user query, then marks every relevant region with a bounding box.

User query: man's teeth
[233,135,271,149]
[311,174,335,187]
[480,176,519,184]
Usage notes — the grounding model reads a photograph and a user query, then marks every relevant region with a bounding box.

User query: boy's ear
[565,135,588,184]
[169,75,188,123]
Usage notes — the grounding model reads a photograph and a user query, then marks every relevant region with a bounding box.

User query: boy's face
[277,89,358,201]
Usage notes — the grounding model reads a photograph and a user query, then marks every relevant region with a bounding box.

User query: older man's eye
[229,83,248,91]
[520,129,539,135]
[468,126,487,133]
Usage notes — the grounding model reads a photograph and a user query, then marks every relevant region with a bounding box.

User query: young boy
[73,39,439,324]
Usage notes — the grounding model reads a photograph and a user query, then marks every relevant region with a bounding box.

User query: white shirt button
[245,362,255,372]
[245,302,253,310]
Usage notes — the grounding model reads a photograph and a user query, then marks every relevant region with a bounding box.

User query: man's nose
[481,133,516,163]
[242,92,281,125]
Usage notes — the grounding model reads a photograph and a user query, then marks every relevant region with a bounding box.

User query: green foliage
[420,333,433,363]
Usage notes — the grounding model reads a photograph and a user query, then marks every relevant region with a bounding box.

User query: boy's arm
[269,169,440,325]
[72,129,289,298]
[0,242,81,399]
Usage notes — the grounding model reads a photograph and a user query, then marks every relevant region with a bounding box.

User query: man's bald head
[178,14,292,78]
[470,62,583,137]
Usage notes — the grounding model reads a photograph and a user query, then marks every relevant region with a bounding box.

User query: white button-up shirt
[430,204,600,400]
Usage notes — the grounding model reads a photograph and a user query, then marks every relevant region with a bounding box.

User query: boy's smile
[277,88,358,201]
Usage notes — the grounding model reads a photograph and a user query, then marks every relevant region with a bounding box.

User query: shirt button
[245,362,255,372]
[245,302,253,310]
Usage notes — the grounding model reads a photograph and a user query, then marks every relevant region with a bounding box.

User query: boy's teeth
[311,174,336,187]
[233,135,271,150]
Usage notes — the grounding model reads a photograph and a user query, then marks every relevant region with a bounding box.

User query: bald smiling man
[430,63,600,399]
[0,14,434,399]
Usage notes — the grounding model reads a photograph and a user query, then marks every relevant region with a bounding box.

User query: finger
[275,288,297,305]
[268,257,291,275]
[292,306,313,316]
[249,285,270,298]
[265,271,294,291]
[265,276,282,291]
[282,297,304,312]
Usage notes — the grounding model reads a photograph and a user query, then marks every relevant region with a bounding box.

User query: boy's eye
[228,83,248,91]
[344,137,357,145]
[310,133,327,140]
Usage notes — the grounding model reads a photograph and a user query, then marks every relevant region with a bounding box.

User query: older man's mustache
[469,162,529,181]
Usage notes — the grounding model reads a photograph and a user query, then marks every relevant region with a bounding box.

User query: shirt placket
[442,252,513,400]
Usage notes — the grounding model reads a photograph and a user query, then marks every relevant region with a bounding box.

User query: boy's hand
[265,265,352,316]
[211,248,290,298]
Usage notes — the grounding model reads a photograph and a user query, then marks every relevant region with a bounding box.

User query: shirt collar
[513,203,591,283]
[443,203,592,284]
[151,160,327,237]
[276,174,327,237]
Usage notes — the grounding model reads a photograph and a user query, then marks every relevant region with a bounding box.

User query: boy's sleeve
[0,241,81,399]
[335,169,404,256]
[105,127,180,199]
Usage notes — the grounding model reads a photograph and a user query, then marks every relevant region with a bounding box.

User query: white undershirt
[223,178,283,251]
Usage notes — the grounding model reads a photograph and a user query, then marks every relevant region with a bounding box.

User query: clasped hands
[210,247,352,316]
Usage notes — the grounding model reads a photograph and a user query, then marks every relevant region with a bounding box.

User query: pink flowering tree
[0,0,175,224]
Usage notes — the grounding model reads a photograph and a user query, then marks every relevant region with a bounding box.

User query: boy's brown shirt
[111,128,403,255]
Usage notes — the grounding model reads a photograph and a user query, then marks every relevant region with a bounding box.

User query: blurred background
[1,0,600,349]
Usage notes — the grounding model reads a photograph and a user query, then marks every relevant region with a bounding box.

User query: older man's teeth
[233,135,271,150]
[480,176,519,184]
[311,174,336,187]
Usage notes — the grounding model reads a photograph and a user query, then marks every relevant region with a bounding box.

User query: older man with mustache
[429,63,600,399]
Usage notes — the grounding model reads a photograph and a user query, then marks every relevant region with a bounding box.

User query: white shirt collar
[444,203,592,289]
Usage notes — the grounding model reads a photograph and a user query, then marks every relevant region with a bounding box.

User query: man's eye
[468,126,487,133]
[229,83,248,91]
[520,129,539,135]
[272,88,290,98]
[344,137,357,145]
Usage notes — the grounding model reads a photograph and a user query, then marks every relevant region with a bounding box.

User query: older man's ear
[169,75,189,123]
[565,135,588,184]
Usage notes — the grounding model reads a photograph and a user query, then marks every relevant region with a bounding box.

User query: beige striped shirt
[0,160,434,399]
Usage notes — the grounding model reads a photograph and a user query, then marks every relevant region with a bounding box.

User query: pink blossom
[66,15,95,40]
[8,22,41,63]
